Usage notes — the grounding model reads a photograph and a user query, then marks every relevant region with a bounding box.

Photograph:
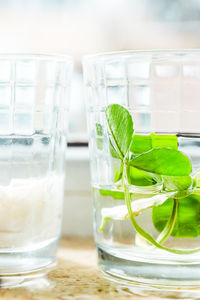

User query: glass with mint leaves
[83,51,200,295]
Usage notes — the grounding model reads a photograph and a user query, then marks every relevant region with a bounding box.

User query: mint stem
[123,163,200,255]
[156,198,178,244]
[99,217,111,232]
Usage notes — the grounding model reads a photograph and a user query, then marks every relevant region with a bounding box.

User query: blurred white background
[1,0,200,236]
[0,0,200,141]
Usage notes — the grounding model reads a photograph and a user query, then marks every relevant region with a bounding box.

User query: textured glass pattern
[83,51,200,134]
[83,51,200,289]
[0,54,72,278]
[0,54,72,180]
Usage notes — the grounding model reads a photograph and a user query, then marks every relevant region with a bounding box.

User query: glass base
[98,247,200,299]
[0,237,58,288]
[0,271,52,289]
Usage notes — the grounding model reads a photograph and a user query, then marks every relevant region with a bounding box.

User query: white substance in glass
[0,174,64,248]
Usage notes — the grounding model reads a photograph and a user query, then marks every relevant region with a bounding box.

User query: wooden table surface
[0,238,182,300]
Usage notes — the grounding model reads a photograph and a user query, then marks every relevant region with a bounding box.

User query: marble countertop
[0,238,164,300]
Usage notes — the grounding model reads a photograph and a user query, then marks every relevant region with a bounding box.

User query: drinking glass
[0,54,72,287]
[83,50,200,297]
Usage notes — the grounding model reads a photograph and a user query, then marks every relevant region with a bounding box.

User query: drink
[0,134,64,276]
[0,54,72,287]
[90,111,200,282]
[83,50,200,295]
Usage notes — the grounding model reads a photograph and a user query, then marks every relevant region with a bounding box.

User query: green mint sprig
[101,103,200,254]
[153,194,200,238]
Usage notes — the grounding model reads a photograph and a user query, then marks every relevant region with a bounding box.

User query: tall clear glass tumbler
[83,51,200,292]
[0,54,72,285]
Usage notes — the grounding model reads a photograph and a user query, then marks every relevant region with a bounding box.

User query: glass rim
[82,49,200,65]
[0,52,73,63]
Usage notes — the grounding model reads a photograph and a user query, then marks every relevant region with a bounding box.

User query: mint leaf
[96,123,103,150]
[130,135,152,154]
[99,188,125,200]
[194,173,200,187]
[130,148,192,176]
[127,166,157,186]
[96,123,103,136]
[151,133,178,150]
[162,175,192,192]
[109,139,120,159]
[114,162,123,182]
[130,133,178,154]
[114,163,158,187]
[152,194,200,238]
[105,104,134,159]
